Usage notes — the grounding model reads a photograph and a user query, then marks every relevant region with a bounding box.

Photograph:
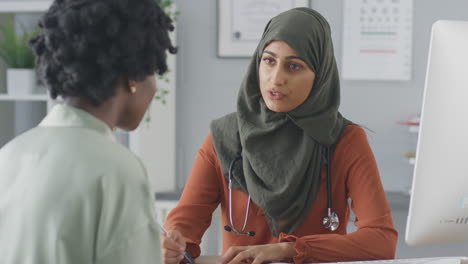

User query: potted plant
[0,17,39,95]
[154,0,179,105]
[142,0,179,124]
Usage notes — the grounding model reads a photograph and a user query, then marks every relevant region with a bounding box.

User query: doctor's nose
[271,68,287,86]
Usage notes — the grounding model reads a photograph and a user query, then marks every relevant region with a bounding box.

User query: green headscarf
[211,7,351,237]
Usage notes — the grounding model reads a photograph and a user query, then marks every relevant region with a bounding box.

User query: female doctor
[162,7,397,264]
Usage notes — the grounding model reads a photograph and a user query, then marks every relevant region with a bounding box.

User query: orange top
[165,124,398,263]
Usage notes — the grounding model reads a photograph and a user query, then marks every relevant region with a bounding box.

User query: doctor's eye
[262,56,276,65]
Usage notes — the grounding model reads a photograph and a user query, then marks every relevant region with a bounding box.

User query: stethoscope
[223,147,340,237]
[223,156,256,236]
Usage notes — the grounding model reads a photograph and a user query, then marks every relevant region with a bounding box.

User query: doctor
[162,7,397,264]
[0,0,176,263]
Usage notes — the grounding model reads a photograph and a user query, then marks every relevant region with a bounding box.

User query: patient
[0,0,175,263]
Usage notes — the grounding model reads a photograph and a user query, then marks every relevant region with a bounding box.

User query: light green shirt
[0,104,162,264]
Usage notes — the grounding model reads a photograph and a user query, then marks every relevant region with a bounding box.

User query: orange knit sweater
[165,124,398,263]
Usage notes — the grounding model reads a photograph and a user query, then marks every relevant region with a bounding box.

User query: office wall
[173,0,468,192]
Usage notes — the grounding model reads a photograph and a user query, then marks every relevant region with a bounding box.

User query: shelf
[0,1,52,13]
[404,152,416,165]
[408,125,419,133]
[397,120,420,133]
[0,94,48,101]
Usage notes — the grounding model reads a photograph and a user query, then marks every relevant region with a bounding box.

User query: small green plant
[0,17,39,69]
[155,0,181,21]
[152,0,179,105]
[156,69,171,105]
[144,0,179,125]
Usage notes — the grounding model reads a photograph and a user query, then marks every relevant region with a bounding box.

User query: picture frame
[217,0,310,58]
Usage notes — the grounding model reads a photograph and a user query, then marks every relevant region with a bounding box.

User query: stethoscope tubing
[228,156,251,234]
[226,146,338,235]
[326,147,333,214]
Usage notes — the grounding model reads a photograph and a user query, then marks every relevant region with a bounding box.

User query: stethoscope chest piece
[322,210,340,231]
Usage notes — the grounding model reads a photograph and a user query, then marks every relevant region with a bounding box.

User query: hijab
[211,7,351,237]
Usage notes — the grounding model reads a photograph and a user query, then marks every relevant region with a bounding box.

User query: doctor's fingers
[166,229,187,249]
[162,245,184,257]
[228,250,257,264]
[162,248,185,264]
[220,246,252,264]
[161,234,185,253]
[162,254,185,264]
[161,236,185,264]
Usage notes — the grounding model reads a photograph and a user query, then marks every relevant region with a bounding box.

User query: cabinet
[0,0,178,193]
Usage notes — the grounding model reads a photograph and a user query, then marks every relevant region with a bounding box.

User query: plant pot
[7,68,37,96]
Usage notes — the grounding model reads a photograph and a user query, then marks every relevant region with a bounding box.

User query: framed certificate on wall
[217,0,309,58]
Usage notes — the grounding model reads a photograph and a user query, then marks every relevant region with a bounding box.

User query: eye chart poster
[342,0,413,80]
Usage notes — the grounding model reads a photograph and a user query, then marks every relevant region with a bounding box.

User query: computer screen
[405,20,468,246]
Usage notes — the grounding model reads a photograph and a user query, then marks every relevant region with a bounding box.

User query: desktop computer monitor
[405,20,468,246]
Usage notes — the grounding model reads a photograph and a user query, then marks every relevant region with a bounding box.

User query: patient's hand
[218,242,295,264]
[161,229,186,264]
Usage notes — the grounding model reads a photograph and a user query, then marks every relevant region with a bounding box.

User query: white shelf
[0,0,52,13]
[0,94,48,101]
[408,125,419,133]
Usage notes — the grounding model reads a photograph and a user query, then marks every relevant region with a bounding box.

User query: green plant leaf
[0,18,39,68]
[0,18,17,67]
[154,0,178,20]
[151,0,177,108]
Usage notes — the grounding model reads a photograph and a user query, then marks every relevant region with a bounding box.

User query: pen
[159,224,196,264]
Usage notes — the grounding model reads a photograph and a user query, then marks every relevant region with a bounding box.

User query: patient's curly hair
[29,0,177,106]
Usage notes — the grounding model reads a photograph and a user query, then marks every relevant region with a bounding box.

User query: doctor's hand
[218,242,296,264]
[161,229,186,264]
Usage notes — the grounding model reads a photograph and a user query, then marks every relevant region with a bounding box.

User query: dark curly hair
[29,0,177,106]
